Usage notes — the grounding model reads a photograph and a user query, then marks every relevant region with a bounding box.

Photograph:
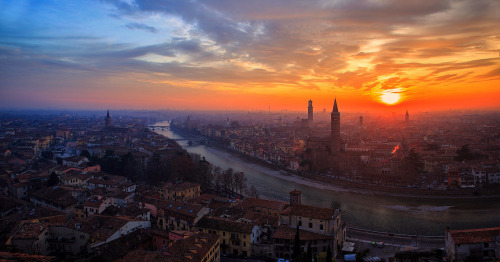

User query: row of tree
[77,147,255,198]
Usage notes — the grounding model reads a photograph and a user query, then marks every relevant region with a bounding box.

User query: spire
[332,98,338,113]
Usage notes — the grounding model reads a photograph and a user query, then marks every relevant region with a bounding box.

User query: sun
[380,89,402,105]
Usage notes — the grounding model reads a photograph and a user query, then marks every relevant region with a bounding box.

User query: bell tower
[330,98,340,155]
[308,99,313,127]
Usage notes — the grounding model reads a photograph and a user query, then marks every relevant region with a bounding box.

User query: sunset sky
[1,0,499,113]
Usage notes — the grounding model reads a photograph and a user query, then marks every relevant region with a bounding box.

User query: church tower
[330,98,340,155]
[105,110,111,128]
[308,99,313,127]
[405,109,409,123]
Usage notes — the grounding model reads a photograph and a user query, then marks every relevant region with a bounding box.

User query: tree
[222,168,234,195]
[293,225,301,262]
[306,241,312,262]
[402,148,423,182]
[326,245,332,262]
[455,145,484,162]
[47,172,59,187]
[41,151,54,160]
[120,152,137,181]
[233,171,247,195]
[80,149,91,158]
[248,185,259,198]
[212,166,223,193]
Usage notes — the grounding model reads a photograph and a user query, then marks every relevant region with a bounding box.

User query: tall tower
[289,190,302,206]
[307,99,313,127]
[105,110,111,128]
[405,110,409,123]
[330,98,340,155]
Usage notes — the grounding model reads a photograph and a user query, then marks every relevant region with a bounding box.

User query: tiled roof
[207,199,232,210]
[89,216,130,243]
[93,229,153,261]
[164,181,200,192]
[165,232,219,261]
[236,198,286,212]
[160,201,204,218]
[281,204,338,220]
[272,225,332,241]
[121,250,171,262]
[12,222,48,239]
[0,252,55,262]
[449,227,500,245]
[196,217,254,234]
[30,187,78,208]
[188,193,230,206]
[2,206,65,222]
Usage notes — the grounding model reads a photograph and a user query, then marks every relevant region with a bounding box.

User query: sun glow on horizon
[380,89,402,105]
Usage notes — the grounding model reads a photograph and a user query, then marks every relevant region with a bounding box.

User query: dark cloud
[125,22,158,33]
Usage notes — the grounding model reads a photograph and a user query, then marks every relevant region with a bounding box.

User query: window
[320,224,324,230]
[309,223,313,229]
[298,221,302,227]
[243,234,246,239]
[223,232,226,236]
[80,235,85,239]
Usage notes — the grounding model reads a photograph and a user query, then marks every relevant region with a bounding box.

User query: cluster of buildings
[0,110,499,261]
[173,99,500,189]
[0,112,347,261]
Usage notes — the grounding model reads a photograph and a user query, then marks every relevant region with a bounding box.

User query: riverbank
[156,126,500,235]
[201,139,500,200]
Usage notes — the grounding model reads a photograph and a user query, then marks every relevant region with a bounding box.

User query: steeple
[330,98,340,155]
[332,98,338,113]
[105,109,111,128]
[307,99,313,127]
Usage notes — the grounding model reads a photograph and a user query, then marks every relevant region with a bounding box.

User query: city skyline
[1,0,500,113]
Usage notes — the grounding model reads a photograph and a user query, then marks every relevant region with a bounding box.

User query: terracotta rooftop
[91,229,153,261]
[2,206,65,222]
[0,252,55,262]
[164,181,200,192]
[272,225,332,241]
[196,217,254,234]
[12,222,49,239]
[236,197,287,212]
[160,201,204,218]
[449,227,500,245]
[120,250,170,262]
[165,232,219,261]
[282,204,338,221]
[30,187,78,208]
[188,193,230,206]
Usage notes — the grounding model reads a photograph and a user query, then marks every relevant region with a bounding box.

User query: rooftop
[449,227,500,245]
[282,204,338,221]
[12,222,49,239]
[272,225,332,241]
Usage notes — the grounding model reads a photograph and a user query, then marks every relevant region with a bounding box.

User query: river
[153,123,500,236]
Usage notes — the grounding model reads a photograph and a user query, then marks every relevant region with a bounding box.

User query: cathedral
[303,98,343,172]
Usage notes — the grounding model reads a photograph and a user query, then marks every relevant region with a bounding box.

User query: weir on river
[154,122,500,236]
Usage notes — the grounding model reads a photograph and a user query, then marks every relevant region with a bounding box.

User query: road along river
[154,124,500,236]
